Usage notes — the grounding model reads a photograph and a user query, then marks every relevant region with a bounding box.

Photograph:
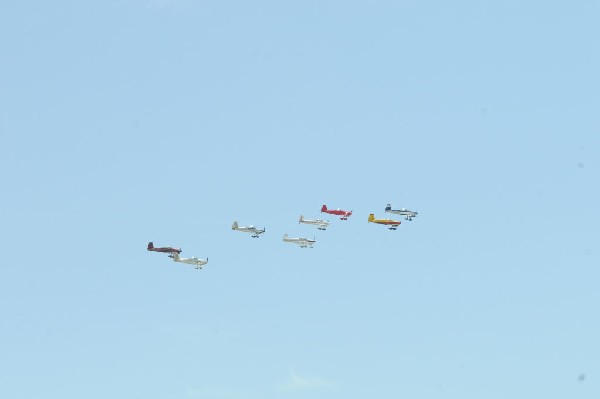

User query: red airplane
[321,204,353,220]
[147,242,182,254]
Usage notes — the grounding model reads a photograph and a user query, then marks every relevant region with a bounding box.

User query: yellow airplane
[368,213,401,230]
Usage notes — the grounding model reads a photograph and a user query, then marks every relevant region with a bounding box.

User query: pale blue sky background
[1,1,598,398]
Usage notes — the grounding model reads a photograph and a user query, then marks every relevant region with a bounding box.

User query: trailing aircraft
[170,253,208,270]
[282,234,316,248]
[368,213,401,230]
[147,241,182,254]
[299,215,330,230]
[320,204,352,220]
[232,221,266,238]
[384,203,418,221]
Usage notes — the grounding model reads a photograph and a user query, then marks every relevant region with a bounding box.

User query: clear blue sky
[1,1,598,398]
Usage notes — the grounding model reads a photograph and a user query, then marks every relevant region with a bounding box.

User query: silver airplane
[298,215,330,230]
[170,253,208,270]
[385,203,419,221]
[283,234,316,248]
[232,221,266,238]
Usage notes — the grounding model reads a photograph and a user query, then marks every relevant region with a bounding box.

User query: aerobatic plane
[384,203,418,221]
[170,253,208,270]
[147,241,182,254]
[282,234,316,248]
[321,205,352,220]
[368,213,401,230]
[232,221,266,238]
[299,215,330,230]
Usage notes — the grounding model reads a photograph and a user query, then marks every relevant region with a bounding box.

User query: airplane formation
[147,203,418,270]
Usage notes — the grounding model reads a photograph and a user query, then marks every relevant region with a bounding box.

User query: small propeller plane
[299,215,330,230]
[385,203,419,221]
[368,213,401,230]
[147,241,182,254]
[321,204,352,220]
[169,253,208,270]
[283,234,316,248]
[232,221,266,238]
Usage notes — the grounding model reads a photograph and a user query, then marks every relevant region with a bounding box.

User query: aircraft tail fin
[232,221,238,230]
[147,242,154,250]
[368,213,375,222]
[321,205,327,212]
[299,215,304,223]
[385,204,392,212]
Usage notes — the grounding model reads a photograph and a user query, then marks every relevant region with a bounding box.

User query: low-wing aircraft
[170,253,208,270]
[232,221,266,238]
[384,203,418,221]
[299,215,330,230]
[283,234,316,248]
[368,213,401,230]
[147,241,182,254]
[321,204,352,220]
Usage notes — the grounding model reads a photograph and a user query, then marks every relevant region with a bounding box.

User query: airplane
[368,213,401,230]
[147,241,182,254]
[232,221,266,238]
[282,234,316,248]
[169,252,208,270]
[384,203,419,221]
[299,215,330,230]
[321,204,352,220]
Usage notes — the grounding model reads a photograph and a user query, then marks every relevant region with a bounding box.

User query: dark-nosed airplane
[368,213,401,230]
[321,204,352,220]
[385,203,418,221]
[147,242,182,254]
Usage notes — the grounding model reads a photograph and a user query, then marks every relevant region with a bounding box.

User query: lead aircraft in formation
[232,221,266,238]
[299,215,330,230]
[283,234,316,248]
[321,204,352,220]
[385,203,418,221]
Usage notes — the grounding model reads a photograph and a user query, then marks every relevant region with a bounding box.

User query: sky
[1,1,599,398]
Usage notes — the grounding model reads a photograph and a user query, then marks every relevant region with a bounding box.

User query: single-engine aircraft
[321,205,352,220]
[368,213,401,230]
[232,221,266,238]
[299,215,330,230]
[384,203,418,221]
[283,234,316,248]
[170,253,208,270]
[147,241,182,254]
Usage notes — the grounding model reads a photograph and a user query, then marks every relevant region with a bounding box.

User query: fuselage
[373,219,399,225]
[283,234,315,247]
[385,205,417,217]
[147,242,182,254]
[321,205,352,219]
[368,214,401,229]
[171,253,207,267]
[232,221,265,237]
[299,215,329,229]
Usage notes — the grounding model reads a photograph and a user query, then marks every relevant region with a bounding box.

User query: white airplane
[232,221,266,238]
[298,215,330,230]
[170,253,208,270]
[283,234,316,248]
[385,203,419,221]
